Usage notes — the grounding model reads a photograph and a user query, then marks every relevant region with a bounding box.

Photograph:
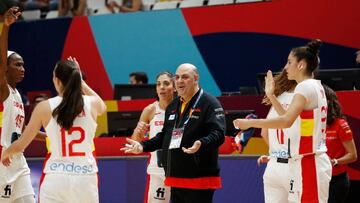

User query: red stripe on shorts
[301,155,319,203]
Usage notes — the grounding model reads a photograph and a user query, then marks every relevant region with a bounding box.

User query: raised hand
[120,138,143,154]
[182,140,201,154]
[4,7,21,26]
[67,56,80,69]
[264,70,275,97]
[67,56,82,79]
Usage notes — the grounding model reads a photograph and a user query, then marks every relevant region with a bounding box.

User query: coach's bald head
[175,63,200,101]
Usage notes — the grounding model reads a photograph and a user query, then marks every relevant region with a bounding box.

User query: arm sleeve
[199,96,226,148]
[141,131,164,152]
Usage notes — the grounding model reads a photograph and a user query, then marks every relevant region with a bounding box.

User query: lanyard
[174,89,203,128]
[184,89,203,125]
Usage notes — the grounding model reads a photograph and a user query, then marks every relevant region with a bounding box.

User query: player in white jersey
[1,57,106,203]
[234,39,332,203]
[0,7,36,203]
[259,70,297,203]
[132,71,175,203]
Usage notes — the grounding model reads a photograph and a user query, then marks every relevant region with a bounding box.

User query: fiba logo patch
[288,179,301,202]
[154,187,165,200]
[289,179,294,194]
[2,185,11,198]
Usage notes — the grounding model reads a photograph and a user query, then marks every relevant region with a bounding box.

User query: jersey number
[61,127,85,157]
[276,129,285,144]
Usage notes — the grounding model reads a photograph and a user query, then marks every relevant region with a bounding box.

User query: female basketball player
[0,7,36,203]
[132,71,175,203]
[234,39,332,203]
[259,69,297,203]
[2,57,106,203]
[323,85,357,203]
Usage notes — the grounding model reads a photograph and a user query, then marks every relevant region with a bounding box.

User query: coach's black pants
[170,187,215,203]
[328,172,350,203]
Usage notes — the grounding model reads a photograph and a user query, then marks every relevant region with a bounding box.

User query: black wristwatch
[332,159,338,167]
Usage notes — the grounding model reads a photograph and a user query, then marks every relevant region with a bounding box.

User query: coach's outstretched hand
[182,140,201,154]
[121,138,143,154]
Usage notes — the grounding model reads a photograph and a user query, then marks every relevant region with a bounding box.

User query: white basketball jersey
[0,86,30,185]
[287,79,327,156]
[147,101,165,175]
[267,92,294,158]
[43,96,98,175]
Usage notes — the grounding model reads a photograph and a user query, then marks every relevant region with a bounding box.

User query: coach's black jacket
[142,89,225,189]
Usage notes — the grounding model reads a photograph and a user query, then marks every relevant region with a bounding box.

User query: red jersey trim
[164,176,222,189]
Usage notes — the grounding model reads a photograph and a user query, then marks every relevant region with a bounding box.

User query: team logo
[190,115,199,119]
[154,187,165,200]
[1,185,11,198]
[289,179,294,194]
[49,162,94,174]
[215,113,224,119]
[169,114,175,120]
